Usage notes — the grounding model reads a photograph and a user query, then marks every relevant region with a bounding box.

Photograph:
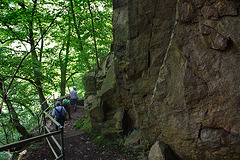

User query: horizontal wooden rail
[0,95,65,160]
[0,130,61,152]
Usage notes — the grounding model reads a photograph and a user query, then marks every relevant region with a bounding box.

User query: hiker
[52,101,67,131]
[62,95,71,119]
[70,86,78,111]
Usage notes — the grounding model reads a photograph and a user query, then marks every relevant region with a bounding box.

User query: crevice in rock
[224,37,236,52]
[116,45,126,53]
[150,1,179,107]
[147,51,151,69]
[102,101,115,121]
[146,0,158,69]
[122,110,133,136]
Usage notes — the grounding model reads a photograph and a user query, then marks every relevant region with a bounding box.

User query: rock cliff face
[83,0,240,159]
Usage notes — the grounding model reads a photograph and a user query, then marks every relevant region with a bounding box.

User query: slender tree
[5,96,31,139]
[60,13,71,96]
[87,0,100,69]
[69,0,92,70]
[0,80,31,139]
[27,0,48,110]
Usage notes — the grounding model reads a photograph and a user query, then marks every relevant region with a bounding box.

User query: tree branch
[0,39,17,44]
[5,76,37,87]
[66,71,79,82]
[69,0,83,51]
[0,2,66,114]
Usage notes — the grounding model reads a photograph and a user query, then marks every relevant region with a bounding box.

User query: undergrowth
[74,116,136,159]
[74,116,92,133]
[74,116,117,146]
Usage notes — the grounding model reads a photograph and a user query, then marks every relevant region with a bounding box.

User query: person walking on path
[62,95,71,119]
[70,86,78,111]
[52,101,67,130]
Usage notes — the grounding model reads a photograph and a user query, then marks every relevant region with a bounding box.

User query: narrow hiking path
[22,105,137,160]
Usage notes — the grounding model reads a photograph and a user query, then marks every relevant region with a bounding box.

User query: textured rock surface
[148,141,178,160]
[148,141,165,160]
[83,0,240,159]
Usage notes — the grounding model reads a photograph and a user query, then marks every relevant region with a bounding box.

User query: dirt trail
[22,105,137,160]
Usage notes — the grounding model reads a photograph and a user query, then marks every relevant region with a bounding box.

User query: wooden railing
[0,94,65,160]
[43,111,65,160]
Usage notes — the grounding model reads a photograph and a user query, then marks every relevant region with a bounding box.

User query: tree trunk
[60,67,67,96]
[4,94,31,139]
[60,9,71,96]
[29,0,47,110]
[69,0,92,70]
[87,1,100,69]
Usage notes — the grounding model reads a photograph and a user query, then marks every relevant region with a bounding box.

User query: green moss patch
[74,116,92,134]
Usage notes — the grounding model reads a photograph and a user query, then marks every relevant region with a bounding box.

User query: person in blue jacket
[52,101,67,130]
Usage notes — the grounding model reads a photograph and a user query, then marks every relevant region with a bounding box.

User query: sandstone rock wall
[83,0,240,159]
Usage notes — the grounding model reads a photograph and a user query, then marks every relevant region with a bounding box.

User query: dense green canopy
[0,0,113,157]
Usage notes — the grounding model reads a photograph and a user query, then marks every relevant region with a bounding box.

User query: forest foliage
[0,0,113,157]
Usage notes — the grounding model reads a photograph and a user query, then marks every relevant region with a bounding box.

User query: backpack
[55,107,65,124]
[63,101,69,110]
